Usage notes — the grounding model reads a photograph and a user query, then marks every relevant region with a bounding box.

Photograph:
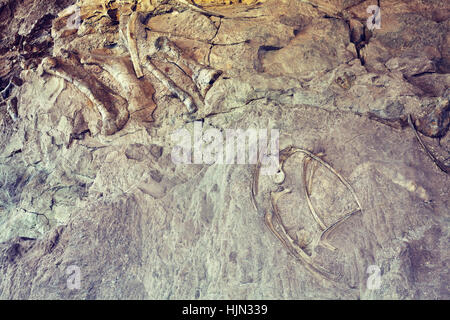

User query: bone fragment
[143,57,197,113]
[155,36,222,97]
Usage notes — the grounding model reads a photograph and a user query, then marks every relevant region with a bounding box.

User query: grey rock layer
[0,0,449,299]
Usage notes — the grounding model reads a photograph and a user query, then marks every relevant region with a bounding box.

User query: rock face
[0,0,449,300]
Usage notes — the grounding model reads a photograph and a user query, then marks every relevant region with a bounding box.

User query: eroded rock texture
[0,0,449,299]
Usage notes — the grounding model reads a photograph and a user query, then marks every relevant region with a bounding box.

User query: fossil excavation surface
[0,0,449,299]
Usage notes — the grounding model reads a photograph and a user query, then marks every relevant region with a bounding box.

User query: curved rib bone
[41,56,129,136]
[126,11,144,78]
[283,146,363,211]
[302,155,327,231]
[267,188,339,282]
[282,146,363,250]
[255,146,362,281]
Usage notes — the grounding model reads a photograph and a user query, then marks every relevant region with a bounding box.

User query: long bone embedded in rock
[118,10,145,79]
[40,55,129,136]
[143,57,198,113]
[1,81,14,100]
[408,114,450,174]
[302,155,337,251]
[124,11,145,78]
[154,36,223,98]
[177,0,226,17]
[81,49,156,117]
[302,155,327,231]
[120,12,199,113]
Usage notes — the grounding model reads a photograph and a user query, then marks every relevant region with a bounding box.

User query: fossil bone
[254,145,363,281]
[408,114,449,174]
[143,56,197,113]
[125,11,144,78]
[1,81,14,100]
[250,161,261,212]
[267,187,339,282]
[302,155,327,231]
[40,55,129,136]
[81,49,156,116]
[272,165,285,184]
[284,146,363,210]
[284,146,363,249]
[155,36,222,97]
[320,208,361,248]
[46,0,261,135]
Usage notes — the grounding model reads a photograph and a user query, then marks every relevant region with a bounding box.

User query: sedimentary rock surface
[0,0,448,299]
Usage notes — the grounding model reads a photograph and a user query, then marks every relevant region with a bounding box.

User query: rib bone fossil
[40,54,130,136]
[41,0,224,135]
[253,146,363,282]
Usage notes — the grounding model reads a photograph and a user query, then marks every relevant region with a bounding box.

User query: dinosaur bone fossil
[154,36,223,98]
[124,11,144,78]
[265,187,339,282]
[119,12,222,113]
[281,146,363,250]
[80,49,156,116]
[43,0,229,135]
[253,146,363,282]
[408,114,450,174]
[302,154,327,231]
[40,54,129,136]
[1,78,23,122]
[120,12,221,110]
[143,57,197,113]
